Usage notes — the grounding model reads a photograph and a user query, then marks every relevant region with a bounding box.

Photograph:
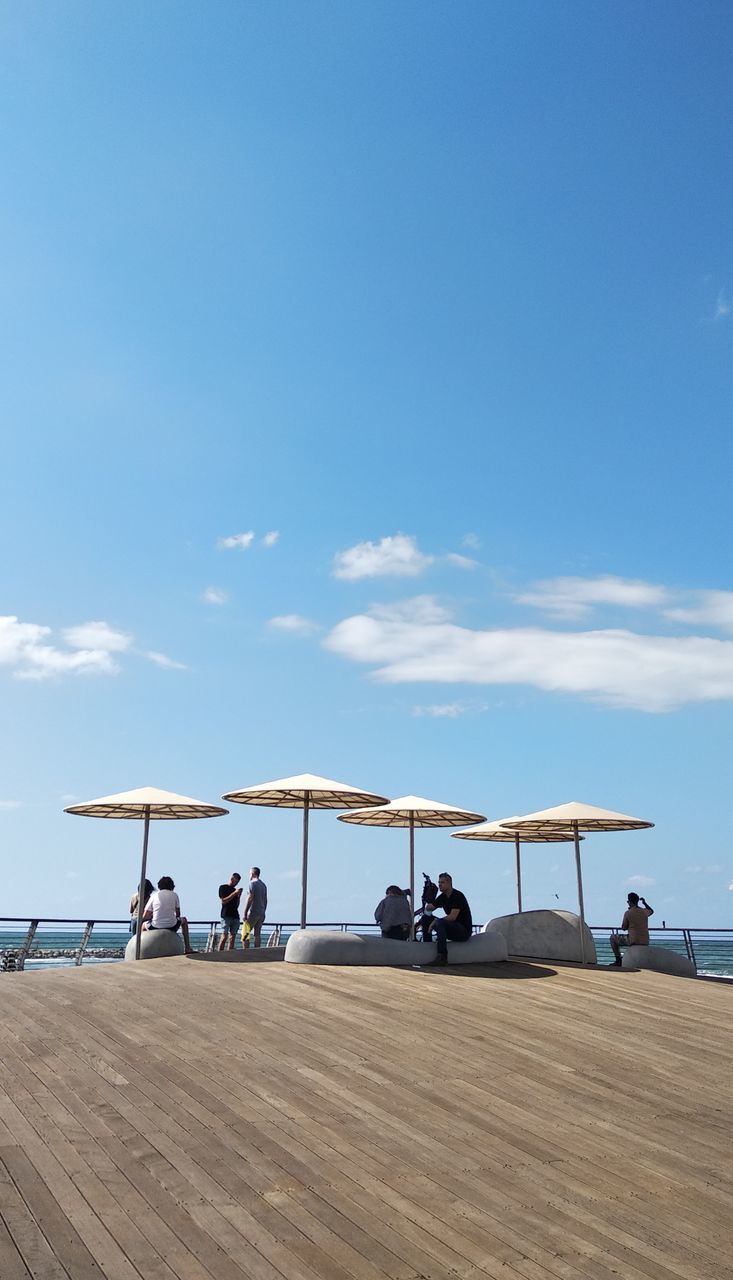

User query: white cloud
[462,533,481,550]
[202,587,228,606]
[0,616,120,681]
[412,703,467,718]
[664,590,733,634]
[63,621,132,652]
[369,596,451,625]
[333,534,433,581]
[626,875,656,888]
[218,531,255,550]
[684,865,703,874]
[0,800,21,810]
[145,651,187,670]
[444,553,479,570]
[323,602,733,711]
[517,576,670,620]
[268,614,320,635]
[278,868,300,880]
[262,531,280,547]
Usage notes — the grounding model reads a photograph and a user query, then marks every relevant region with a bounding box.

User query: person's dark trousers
[432,920,470,958]
[382,925,409,940]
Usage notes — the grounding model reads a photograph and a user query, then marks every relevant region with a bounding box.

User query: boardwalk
[0,956,731,1280]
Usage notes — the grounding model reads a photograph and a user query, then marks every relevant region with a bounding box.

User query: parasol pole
[300,791,310,930]
[515,832,523,913]
[572,819,587,966]
[135,805,151,960]
[409,812,415,939]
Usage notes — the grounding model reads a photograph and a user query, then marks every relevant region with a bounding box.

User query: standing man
[218,872,242,951]
[421,872,472,966]
[609,892,654,966]
[243,866,268,949]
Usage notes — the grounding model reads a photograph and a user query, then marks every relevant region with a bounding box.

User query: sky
[2,1,732,929]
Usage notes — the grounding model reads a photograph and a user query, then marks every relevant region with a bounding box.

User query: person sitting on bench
[609,892,653,966]
[374,885,412,940]
[421,872,472,966]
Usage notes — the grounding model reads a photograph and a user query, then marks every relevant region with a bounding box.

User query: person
[218,873,242,950]
[243,866,267,949]
[421,872,472,966]
[142,876,192,954]
[608,892,654,966]
[374,885,412,940]
[129,879,154,934]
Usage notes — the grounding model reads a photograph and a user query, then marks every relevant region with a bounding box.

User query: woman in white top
[142,876,192,953]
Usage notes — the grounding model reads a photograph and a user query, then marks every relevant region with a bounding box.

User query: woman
[142,876,192,954]
[129,879,154,934]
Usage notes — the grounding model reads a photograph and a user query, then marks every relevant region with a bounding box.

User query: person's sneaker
[607,959,622,967]
[422,955,447,967]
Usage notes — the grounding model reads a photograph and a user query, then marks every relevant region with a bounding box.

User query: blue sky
[2,1,732,927]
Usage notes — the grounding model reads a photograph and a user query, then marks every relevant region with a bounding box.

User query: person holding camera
[374,885,413,940]
[609,891,654,966]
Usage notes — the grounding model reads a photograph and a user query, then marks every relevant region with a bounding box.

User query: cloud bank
[323,596,733,711]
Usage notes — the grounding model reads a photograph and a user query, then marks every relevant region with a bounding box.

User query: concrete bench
[125,929,184,961]
[284,928,508,966]
[621,945,696,978]
[485,910,597,964]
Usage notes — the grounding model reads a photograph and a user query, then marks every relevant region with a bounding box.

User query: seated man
[374,885,412,939]
[609,892,653,966]
[422,872,472,966]
[142,875,192,954]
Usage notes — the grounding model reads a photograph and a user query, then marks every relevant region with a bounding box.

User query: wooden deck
[0,956,731,1280]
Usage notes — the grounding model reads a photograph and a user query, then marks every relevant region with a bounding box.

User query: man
[609,891,654,966]
[218,872,242,951]
[374,885,413,940]
[243,866,268,949]
[422,872,472,966]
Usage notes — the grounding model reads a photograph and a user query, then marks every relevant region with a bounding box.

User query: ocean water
[2,928,732,978]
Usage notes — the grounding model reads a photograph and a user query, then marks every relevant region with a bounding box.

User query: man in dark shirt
[422,872,472,966]
[218,872,242,951]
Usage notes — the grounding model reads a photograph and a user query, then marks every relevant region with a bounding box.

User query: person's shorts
[247,914,265,932]
[220,918,239,937]
[150,922,180,932]
[615,934,630,947]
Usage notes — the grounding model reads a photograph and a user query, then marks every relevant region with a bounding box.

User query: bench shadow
[401,960,557,980]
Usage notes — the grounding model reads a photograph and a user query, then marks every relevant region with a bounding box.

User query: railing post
[16,920,39,971]
[76,921,95,966]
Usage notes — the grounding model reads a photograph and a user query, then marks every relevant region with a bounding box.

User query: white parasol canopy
[339,795,486,934]
[506,801,654,963]
[451,815,583,913]
[222,773,389,929]
[65,786,228,957]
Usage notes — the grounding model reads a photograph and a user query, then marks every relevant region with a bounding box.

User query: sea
[1,928,732,979]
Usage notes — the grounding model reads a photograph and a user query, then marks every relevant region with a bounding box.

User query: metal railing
[1,918,732,977]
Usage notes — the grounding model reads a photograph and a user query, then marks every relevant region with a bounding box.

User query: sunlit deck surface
[0,957,732,1280]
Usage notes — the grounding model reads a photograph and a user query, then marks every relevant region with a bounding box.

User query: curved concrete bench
[622,945,696,978]
[284,928,508,966]
[125,929,184,961]
[485,909,597,965]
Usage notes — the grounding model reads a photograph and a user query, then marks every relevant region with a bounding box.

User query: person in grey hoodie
[374,885,413,940]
